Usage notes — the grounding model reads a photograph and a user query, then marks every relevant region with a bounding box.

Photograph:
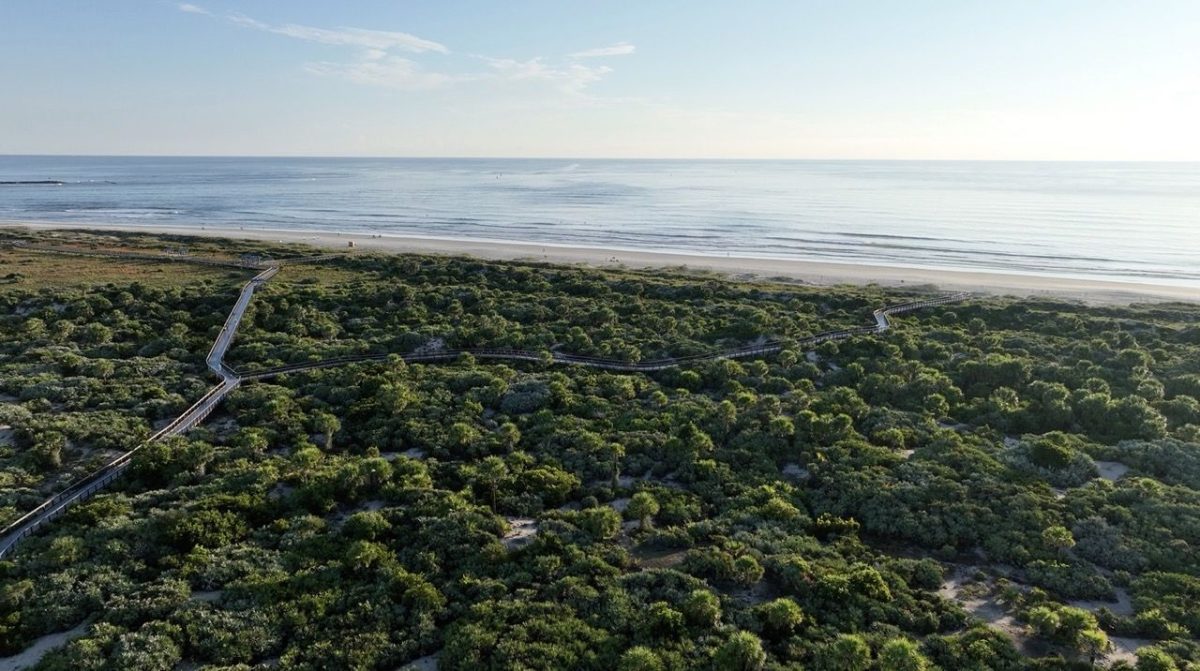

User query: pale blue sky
[2,1,1198,159]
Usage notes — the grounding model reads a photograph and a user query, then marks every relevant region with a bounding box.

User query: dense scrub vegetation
[1,230,1199,670]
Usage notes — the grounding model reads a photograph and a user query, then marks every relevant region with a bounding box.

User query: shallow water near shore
[2,156,1197,287]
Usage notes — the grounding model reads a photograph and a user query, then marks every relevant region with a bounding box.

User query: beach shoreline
[3,220,1197,305]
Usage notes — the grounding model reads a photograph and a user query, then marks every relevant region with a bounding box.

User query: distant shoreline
[3,220,1197,305]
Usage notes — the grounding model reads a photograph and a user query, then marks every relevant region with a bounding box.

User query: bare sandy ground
[401,653,440,671]
[0,622,87,671]
[5,222,1198,305]
[939,567,1030,652]
[502,517,538,549]
[1095,460,1131,481]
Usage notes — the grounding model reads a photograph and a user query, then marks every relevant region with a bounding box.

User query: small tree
[713,631,766,671]
[1026,605,1061,639]
[605,442,626,489]
[878,638,929,671]
[1136,647,1180,671]
[817,634,870,671]
[234,428,269,455]
[343,510,390,540]
[683,589,721,628]
[647,602,684,637]
[1042,525,1076,555]
[476,456,509,511]
[360,457,393,489]
[628,492,659,530]
[497,422,521,450]
[619,646,664,671]
[32,431,66,470]
[757,598,804,637]
[1076,628,1110,666]
[732,555,764,585]
[312,411,341,451]
[579,506,622,540]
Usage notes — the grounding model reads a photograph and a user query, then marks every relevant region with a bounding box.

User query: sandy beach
[4,221,1197,305]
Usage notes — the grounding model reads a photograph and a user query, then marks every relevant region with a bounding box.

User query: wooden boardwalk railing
[0,378,238,558]
[0,264,272,558]
[206,266,278,376]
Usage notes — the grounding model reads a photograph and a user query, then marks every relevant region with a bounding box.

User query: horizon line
[3,153,1199,164]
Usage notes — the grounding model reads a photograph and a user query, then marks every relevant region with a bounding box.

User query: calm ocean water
[1,156,1197,287]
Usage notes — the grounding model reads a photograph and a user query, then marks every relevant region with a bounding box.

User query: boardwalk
[0,256,967,558]
[207,266,277,379]
[0,267,273,558]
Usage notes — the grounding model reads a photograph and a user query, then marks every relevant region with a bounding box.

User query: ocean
[1,156,1197,287]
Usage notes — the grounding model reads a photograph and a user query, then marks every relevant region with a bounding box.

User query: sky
[1,1,1198,159]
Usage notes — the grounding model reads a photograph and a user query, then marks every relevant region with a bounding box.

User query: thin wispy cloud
[226,13,448,54]
[482,57,613,94]
[570,43,636,59]
[177,3,210,16]
[305,57,457,90]
[177,5,630,94]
